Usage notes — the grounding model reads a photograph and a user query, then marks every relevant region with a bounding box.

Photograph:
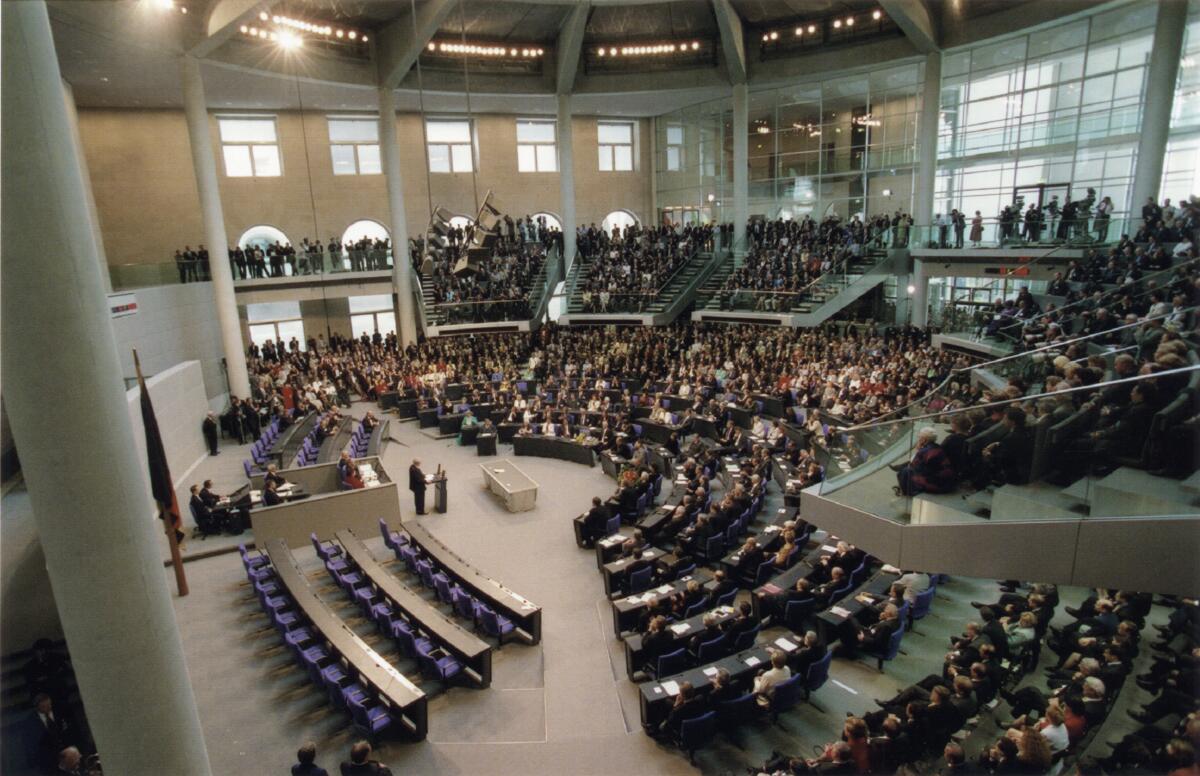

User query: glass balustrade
[907,215,1137,251]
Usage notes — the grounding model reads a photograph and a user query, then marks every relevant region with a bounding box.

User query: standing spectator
[292,741,328,776]
[339,741,392,776]
[202,411,219,456]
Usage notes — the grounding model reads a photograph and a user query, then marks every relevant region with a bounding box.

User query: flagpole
[133,349,189,597]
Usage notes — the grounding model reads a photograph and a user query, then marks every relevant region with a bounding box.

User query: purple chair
[478,605,515,647]
[452,588,482,624]
[415,641,462,682]
[378,518,407,551]
[350,697,394,739]
[394,621,433,658]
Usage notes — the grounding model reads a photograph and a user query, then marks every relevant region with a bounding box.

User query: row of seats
[377,523,517,648]
[310,534,466,684]
[245,418,283,475]
[238,544,399,740]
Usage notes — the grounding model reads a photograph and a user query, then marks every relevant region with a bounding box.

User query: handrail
[952,304,1200,374]
[834,364,1200,434]
[993,257,1199,339]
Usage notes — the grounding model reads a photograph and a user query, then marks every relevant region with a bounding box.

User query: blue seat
[715,692,762,731]
[653,647,688,678]
[604,514,621,536]
[910,586,936,624]
[695,633,727,663]
[627,565,653,594]
[433,573,455,604]
[353,584,379,612]
[478,605,515,647]
[715,587,737,608]
[415,642,462,682]
[767,672,805,722]
[393,621,433,658]
[683,598,707,619]
[675,710,717,763]
[864,621,906,671]
[802,650,833,704]
[240,543,268,569]
[310,533,342,561]
[284,627,314,651]
[350,697,393,739]
[753,559,776,586]
[784,599,815,631]
[702,535,724,561]
[453,588,482,623]
[673,561,696,581]
[399,545,420,572]
[416,559,436,588]
[730,625,760,653]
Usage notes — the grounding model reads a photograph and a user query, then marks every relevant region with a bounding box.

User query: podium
[476,432,497,456]
[432,474,448,514]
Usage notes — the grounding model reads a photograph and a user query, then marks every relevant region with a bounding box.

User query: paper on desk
[829,605,852,618]
[661,680,681,696]
[656,585,672,594]
[702,666,719,677]
[669,622,691,634]
[821,544,838,552]
[775,637,798,651]
[744,655,762,667]
[642,550,655,558]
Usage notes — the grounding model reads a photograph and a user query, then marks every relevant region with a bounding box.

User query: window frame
[327,116,382,176]
[598,119,636,172]
[217,115,282,178]
[425,118,476,174]
[516,118,558,173]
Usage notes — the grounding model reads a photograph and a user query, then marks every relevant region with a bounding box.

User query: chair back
[804,649,833,693]
[605,515,621,536]
[683,598,707,619]
[715,588,737,608]
[730,625,760,652]
[769,672,804,717]
[453,589,477,621]
[433,573,454,603]
[678,711,717,752]
[703,535,724,560]
[696,633,727,663]
[911,586,936,621]
[753,559,776,586]
[655,647,688,678]
[628,565,653,594]
[716,693,759,728]
[378,518,394,547]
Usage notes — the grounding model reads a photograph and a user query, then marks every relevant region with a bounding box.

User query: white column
[557,93,577,270]
[378,86,418,347]
[62,79,110,292]
[1131,0,1188,213]
[910,51,942,327]
[732,83,749,254]
[1,4,212,775]
[180,54,250,398]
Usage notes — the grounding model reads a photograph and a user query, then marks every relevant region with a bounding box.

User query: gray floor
[2,402,1166,774]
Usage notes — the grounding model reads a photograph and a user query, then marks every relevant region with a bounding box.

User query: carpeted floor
[2,401,1167,775]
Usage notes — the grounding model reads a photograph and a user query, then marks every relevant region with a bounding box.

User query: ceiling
[46,0,1097,115]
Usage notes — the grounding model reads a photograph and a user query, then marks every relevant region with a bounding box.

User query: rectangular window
[327,117,382,175]
[665,124,684,171]
[426,119,474,173]
[246,301,304,348]
[598,120,635,171]
[218,117,281,177]
[516,119,557,172]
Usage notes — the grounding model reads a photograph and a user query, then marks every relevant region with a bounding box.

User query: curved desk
[317,418,355,464]
[336,529,492,687]
[268,412,315,466]
[366,419,391,457]
[512,435,597,467]
[264,539,427,739]
[401,521,542,644]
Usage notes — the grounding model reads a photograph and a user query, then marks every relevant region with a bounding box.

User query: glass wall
[654,62,921,226]
[1161,8,1200,205]
[936,3,1159,226]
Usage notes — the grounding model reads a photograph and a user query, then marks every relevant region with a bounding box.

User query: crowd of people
[575,222,711,312]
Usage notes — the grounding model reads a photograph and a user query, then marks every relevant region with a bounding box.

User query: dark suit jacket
[263,489,284,506]
[340,762,393,776]
[293,763,329,776]
[584,505,610,535]
[409,465,426,493]
[861,618,900,652]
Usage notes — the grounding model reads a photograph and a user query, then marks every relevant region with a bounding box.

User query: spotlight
[873,9,883,20]
[846,16,855,26]
[906,285,916,294]
[348,31,357,40]
[153,0,174,8]
[180,7,186,13]
[609,47,616,55]
[278,30,301,49]
[598,48,605,56]
[795,27,803,36]
[833,19,842,28]
[769,31,778,40]
[240,24,248,33]
[692,41,699,50]
[362,35,368,42]
[337,29,345,38]
[258,10,267,20]
[537,48,544,55]
[762,34,769,42]
[808,25,816,33]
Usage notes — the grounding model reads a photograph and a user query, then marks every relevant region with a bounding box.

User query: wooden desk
[401,521,542,644]
[263,539,427,739]
[335,530,492,687]
[479,459,538,512]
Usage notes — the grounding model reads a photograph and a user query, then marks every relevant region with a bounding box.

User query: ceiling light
[692,41,699,50]
[795,27,803,36]
[707,194,715,202]
[180,7,187,13]
[258,11,267,20]
[362,35,368,42]
[873,10,883,20]
[769,31,779,40]
[268,31,277,41]
[882,189,893,196]
[598,48,605,56]
[833,19,842,28]
[271,15,279,23]
[537,48,544,55]
[336,29,344,38]
[278,30,301,49]
[428,41,435,50]
[762,34,769,42]
[846,16,855,26]
[240,24,248,33]
[808,25,816,33]
[348,31,357,40]
[609,47,616,55]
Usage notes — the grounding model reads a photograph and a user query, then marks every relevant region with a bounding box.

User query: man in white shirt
[752,649,792,704]
[895,570,932,607]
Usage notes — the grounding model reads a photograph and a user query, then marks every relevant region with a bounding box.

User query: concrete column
[911,51,942,327]
[1,4,212,775]
[557,93,577,270]
[1131,0,1188,214]
[61,79,110,292]
[732,83,749,254]
[378,86,418,346]
[180,55,250,398]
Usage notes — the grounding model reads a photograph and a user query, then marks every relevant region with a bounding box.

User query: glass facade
[935,3,1158,226]
[653,63,921,226]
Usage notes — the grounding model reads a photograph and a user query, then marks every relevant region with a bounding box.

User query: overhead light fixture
[808,25,816,33]
[707,194,715,202]
[846,16,855,26]
[240,24,248,33]
[795,27,803,36]
[278,30,302,49]
[259,11,268,21]
[882,189,893,196]
[692,41,699,50]
[833,19,842,28]
[873,9,883,20]
[769,31,779,40]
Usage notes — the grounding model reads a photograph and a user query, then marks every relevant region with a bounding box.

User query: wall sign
[108,292,138,318]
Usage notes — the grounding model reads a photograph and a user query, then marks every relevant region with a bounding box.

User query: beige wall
[76,108,653,266]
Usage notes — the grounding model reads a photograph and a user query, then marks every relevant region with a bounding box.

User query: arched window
[448,215,475,231]
[341,219,390,247]
[531,212,563,233]
[237,224,291,254]
[601,209,638,234]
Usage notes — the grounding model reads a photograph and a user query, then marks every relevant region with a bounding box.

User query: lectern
[432,473,448,514]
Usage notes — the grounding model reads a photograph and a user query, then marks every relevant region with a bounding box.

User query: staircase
[692,248,895,326]
[559,252,725,325]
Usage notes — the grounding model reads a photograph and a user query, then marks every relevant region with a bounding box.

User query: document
[830,605,852,619]
[744,655,762,668]
[669,622,691,634]
[702,666,719,677]
[775,637,798,651]
[821,544,838,552]
[661,680,681,696]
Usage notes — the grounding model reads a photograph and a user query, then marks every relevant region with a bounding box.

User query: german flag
[134,351,188,595]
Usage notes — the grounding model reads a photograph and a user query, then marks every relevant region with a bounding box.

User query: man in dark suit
[262,480,284,507]
[834,604,900,659]
[292,741,329,776]
[25,694,73,774]
[202,411,219,456]
[339,741,392,776]
[791,630,827,677]
[581,497,611,546]
[409,459,428,515]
